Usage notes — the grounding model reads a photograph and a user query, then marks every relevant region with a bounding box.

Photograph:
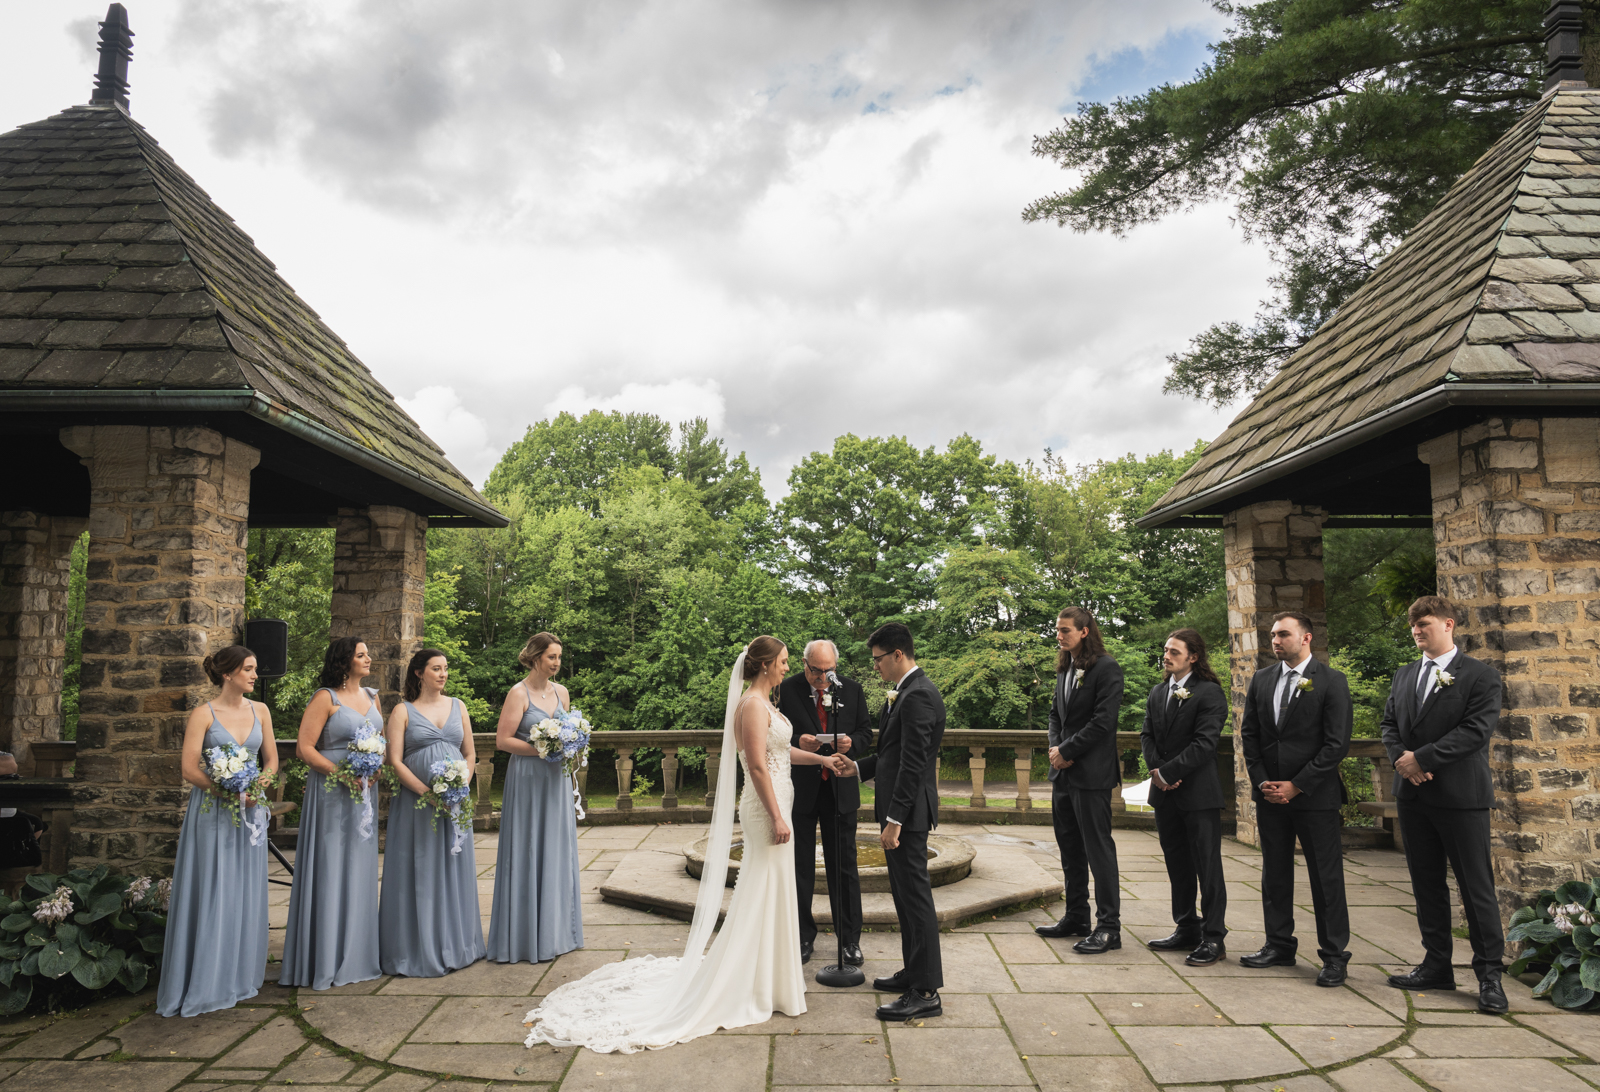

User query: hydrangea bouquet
[201,742,275,846]
[325,724,392,840]
[531,708,593,818]
[416,758,474,855]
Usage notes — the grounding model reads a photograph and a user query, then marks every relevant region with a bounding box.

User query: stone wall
[1223,501,1329,845]
[60,425,258,872]
[332,506,426,712]
[0,511,85,775]
[1421,416,1600,914]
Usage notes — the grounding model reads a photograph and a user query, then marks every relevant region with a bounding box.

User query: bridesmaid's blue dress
[378,698,486,977]
[157,705,269,1017]
[279,687,383,989]
[487,683,584,963]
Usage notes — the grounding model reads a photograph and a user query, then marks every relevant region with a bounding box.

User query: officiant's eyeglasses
[802,661,832,676]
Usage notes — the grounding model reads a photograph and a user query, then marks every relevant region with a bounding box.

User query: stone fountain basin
[684,832,974,893]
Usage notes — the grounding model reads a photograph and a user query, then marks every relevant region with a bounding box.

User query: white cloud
[397,385,500,488]
[547,379,727,434]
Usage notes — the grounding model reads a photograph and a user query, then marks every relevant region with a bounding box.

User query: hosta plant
[0,865,168,1014]
[1507,878,1600,1010]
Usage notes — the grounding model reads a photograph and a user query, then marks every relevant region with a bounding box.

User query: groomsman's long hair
[1056,607,1105,673]
[1166,628,1220,685]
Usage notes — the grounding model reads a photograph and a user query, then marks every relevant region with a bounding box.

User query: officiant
[778,639,872,966]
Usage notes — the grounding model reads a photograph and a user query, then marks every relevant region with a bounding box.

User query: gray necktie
[1417,659,1434,703]
[1277,669,1298,725]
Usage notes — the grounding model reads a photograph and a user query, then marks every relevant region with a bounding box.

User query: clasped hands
[1395,750,1432,786]
[1260,780,1302,805]
[1047,745,1074,770]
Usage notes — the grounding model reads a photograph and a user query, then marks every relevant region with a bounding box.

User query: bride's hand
[772,819,791,845]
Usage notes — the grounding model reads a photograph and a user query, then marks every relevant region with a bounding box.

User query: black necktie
[1277,669,1298,725]
[1417,659,1434,703]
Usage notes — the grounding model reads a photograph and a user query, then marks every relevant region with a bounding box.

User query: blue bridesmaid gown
[279,687,383,989]
[487,683,584,963]
[157,705,269,1017]
[378,698,486,977]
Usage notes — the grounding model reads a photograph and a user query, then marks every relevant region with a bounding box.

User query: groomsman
[1238,611,1354,985]
[778,639,872,966]
[1380,595,1506,1014]
[1139,628,1229,965]
[1035,607,1125,953]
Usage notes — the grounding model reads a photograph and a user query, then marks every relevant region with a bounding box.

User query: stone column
[1223,500,1328,845]
[1422,416,1600,918]
[59,425,258,872]
[0,511,86,775]
[331,506,426,712]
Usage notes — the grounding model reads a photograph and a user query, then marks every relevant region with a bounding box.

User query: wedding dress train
[523,696,805,1052]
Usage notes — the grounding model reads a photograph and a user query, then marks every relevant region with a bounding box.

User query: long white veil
[672,648,746,983]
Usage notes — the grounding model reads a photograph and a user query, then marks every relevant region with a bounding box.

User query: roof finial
[90,4,134,110]
[1546,0,1586,91]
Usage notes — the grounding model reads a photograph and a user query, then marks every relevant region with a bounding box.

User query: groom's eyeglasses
[871,651,895,664]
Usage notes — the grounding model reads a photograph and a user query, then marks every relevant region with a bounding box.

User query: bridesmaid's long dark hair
[403,648,447,703]
[318,635,365,690]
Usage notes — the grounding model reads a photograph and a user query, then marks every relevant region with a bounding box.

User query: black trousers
[1398,799,1504,979]
[1153,802,1227,942]
[793,779,862,947]
[1256,803,1349,961]
[1051,780,1120,929]
[884,825,942,990]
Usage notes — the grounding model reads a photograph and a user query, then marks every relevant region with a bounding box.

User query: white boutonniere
[1296,678,1314,693]
[885,689,899,706]
[1435,669,1455,688]
[822,692,833,708]
[1174,687,1191,702]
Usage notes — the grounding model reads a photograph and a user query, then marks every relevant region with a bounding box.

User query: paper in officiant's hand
[814,734,837,744]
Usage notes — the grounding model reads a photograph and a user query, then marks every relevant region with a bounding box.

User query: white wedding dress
[523,695,806,1052]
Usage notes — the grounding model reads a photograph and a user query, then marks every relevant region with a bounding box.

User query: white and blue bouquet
[325,724,391,840]
[201,741,275,846]
[532,708,592,817]
[416,758,474,855]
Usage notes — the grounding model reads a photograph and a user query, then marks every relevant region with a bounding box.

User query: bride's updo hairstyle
[203,644,254,686]
[742,635,785,682]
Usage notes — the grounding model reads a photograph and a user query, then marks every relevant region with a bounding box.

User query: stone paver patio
[2,823,1596,1092]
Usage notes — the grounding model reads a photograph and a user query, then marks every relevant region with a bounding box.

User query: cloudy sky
[2,0,1270,494]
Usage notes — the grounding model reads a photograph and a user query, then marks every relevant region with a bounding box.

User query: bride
[523,636,850,1052]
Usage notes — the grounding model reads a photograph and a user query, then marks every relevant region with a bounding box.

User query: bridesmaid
[279,637,383,990]
[487,632,583,963]
[378,648,486,977]
[158,645,279,1017]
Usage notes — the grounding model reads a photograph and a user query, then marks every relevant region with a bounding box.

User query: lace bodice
[738,701,793,841]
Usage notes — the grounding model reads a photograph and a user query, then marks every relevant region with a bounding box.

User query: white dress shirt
[1415,644,1459,704]
[1271,652,1314,724]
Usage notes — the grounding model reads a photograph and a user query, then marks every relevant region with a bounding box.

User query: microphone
[826,670,840,688]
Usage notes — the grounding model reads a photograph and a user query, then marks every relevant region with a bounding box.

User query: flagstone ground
[1,823,1595,1092]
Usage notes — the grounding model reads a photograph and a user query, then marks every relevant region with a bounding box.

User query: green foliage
[59,531,88,740]
[245,528,334,720]
[0,866,167,1014]
[1507,879,1600,1010]
[1025,0,1551,405]
[424,564,494,724]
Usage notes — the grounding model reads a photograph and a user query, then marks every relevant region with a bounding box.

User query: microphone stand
[815,676,864,988]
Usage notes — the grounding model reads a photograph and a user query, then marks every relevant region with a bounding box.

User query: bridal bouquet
[531,708,593,819]
[325,724,393,840]
[201,742,275,846]
[417,758,474,854]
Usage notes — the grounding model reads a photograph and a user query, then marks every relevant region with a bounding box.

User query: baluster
[1014,747,1033,812]
[704,745,720,807]
[576,763,589,816]
[1111,778,1126,814]
[615,748,635,811]
[662,746,679,809]
[968,746,986,808]
[475,750,496,823]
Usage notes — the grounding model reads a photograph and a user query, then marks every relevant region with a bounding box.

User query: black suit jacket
[1047,654,1125,791]
[1379,649,1500,809]
[1139,676,1227,812]
[855,666,945,831]
[1239,657,1352,811]
[777,671,872,814]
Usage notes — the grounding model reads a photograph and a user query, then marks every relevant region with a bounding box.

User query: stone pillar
[0,512,86,775]
[331,506,426,712]
[59,425,258,872]
[1422,416,1600,918]
[1223,500,1328,845]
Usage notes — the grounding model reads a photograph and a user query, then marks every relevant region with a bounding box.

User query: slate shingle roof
[1144,85,1600,525]
[0,102,499,524]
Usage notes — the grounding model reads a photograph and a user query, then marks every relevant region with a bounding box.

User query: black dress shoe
[1386,965,1456,991]
[842,944,864,967]
[1185,941,1225,966]
[873,970,911,992]
[1316,961,1348,987]
[1478,976,1508,1014]
[1148,930,1204,951]
[1239,946,1297,968]
[1072,928,1122,954]
[1035,917,1092,939]
[801,939,814,964]
[876,989,942,1021]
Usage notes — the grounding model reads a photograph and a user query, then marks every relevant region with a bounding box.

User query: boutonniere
[1435,669,1455,688]
[822,692,834,708]
[885,689,899,706]
[1173,687,1191,702]
[1296,678,1314,693]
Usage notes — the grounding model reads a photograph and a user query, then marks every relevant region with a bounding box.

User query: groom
[839,622,946,1021]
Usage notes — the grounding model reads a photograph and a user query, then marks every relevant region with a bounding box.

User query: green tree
[245,528,334,720]
[59,531,88,740]
[423,564,495,723]
[1025,0,1551,405]
[485,410,675,513]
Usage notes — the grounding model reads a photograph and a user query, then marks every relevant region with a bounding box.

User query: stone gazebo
[0,6,505,872]
[1139,45,1600,917]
